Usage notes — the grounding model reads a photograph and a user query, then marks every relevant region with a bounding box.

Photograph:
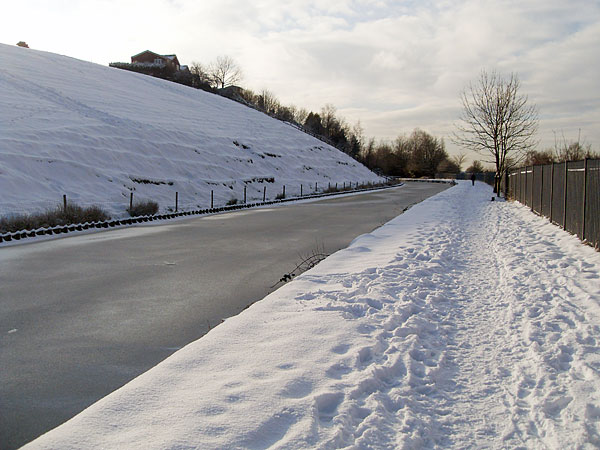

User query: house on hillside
[131,50,181,71]
[109,50,210,90]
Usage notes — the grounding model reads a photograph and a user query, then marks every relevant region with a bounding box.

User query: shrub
[127,200,159,217]
[0,203,110,233]
[226,198,238,206]
[275,192,285,200]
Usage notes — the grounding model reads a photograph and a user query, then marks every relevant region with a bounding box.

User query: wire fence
[0,180,397,238]
[508,159,600,249]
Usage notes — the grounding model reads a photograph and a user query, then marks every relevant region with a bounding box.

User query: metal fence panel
[586,159,600,248]
[510,170,520,200]
[566,160,585,236]
[541,164,553,217]
[551,162,565,226]
[532,165,543,213]
[508,159,599,250]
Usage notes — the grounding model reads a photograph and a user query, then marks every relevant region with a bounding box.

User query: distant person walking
[470,173,476,186]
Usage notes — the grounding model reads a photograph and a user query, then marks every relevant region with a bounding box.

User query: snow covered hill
[0,43,380,218]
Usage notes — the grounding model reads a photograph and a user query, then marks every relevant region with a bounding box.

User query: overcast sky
[3,0,599,164]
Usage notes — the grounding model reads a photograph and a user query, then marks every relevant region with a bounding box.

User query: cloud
[2,0,599,160]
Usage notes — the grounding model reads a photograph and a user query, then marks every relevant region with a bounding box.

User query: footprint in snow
[315,392,344,422]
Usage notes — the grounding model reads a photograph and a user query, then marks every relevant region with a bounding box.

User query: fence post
[283,185,286,199]
[300,184,303,196]
[130,192,133,210]
[582,158,588,240]
[563,161,568,230]
[211,190,214,209]
[316,182,318,192]
[549,163,554,222]
[539,164,544,214]
[244,186,247,204]
[530,166,534,211]
[63,194,67,212]
[263,186,266,202]
[175,191,178,212]
[523,168,527,204]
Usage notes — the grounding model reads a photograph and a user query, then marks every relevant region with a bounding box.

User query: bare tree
[466,160,485,173]
[453,70,538,193]
[189,61,213,88]
[450,152,467,171]
[407,129,448,178]
[209,55,243,89]
[553,130,599,161]
[256,89,280,115]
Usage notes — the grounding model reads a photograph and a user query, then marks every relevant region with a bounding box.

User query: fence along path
[508,158,600,250]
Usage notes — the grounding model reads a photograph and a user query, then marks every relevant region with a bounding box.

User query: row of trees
[523,136,599,166]
[183,57,596,183]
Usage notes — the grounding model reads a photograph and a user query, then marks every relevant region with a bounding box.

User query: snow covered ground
[0,43,379,219]
[23,181,600,449]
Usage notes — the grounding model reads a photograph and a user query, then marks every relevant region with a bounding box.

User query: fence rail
[508,159,600,249]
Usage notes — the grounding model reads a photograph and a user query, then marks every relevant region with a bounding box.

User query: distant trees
[405,129,448,177]
[189,56,243,90]
[451,153,467,171]
[552,132,598,161]
[189,62,214,90]
[523,133,599,165]
[465,160,485,173]
[358,129,449,177]
[453,70,538,193]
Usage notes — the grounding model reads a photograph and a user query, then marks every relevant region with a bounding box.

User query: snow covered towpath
[24,181,600,449]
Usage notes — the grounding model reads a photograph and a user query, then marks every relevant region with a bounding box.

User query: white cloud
[2,0,599,161]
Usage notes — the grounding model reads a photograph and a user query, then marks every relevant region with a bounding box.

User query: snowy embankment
[0,43,379,218]
[25,182,600,449]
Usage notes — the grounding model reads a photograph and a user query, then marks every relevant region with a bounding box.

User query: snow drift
[0,43,379,218]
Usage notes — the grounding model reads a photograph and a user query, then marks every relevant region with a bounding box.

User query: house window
[154,58,163,65]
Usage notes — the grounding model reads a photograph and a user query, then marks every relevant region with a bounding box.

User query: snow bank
[24,182,600,448]
[0,43,379,218]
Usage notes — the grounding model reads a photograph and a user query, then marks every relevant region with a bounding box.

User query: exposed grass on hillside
[0,204,110,233]
[127,200,159,217]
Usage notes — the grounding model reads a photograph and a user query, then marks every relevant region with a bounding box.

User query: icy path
[24,182,600,449]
